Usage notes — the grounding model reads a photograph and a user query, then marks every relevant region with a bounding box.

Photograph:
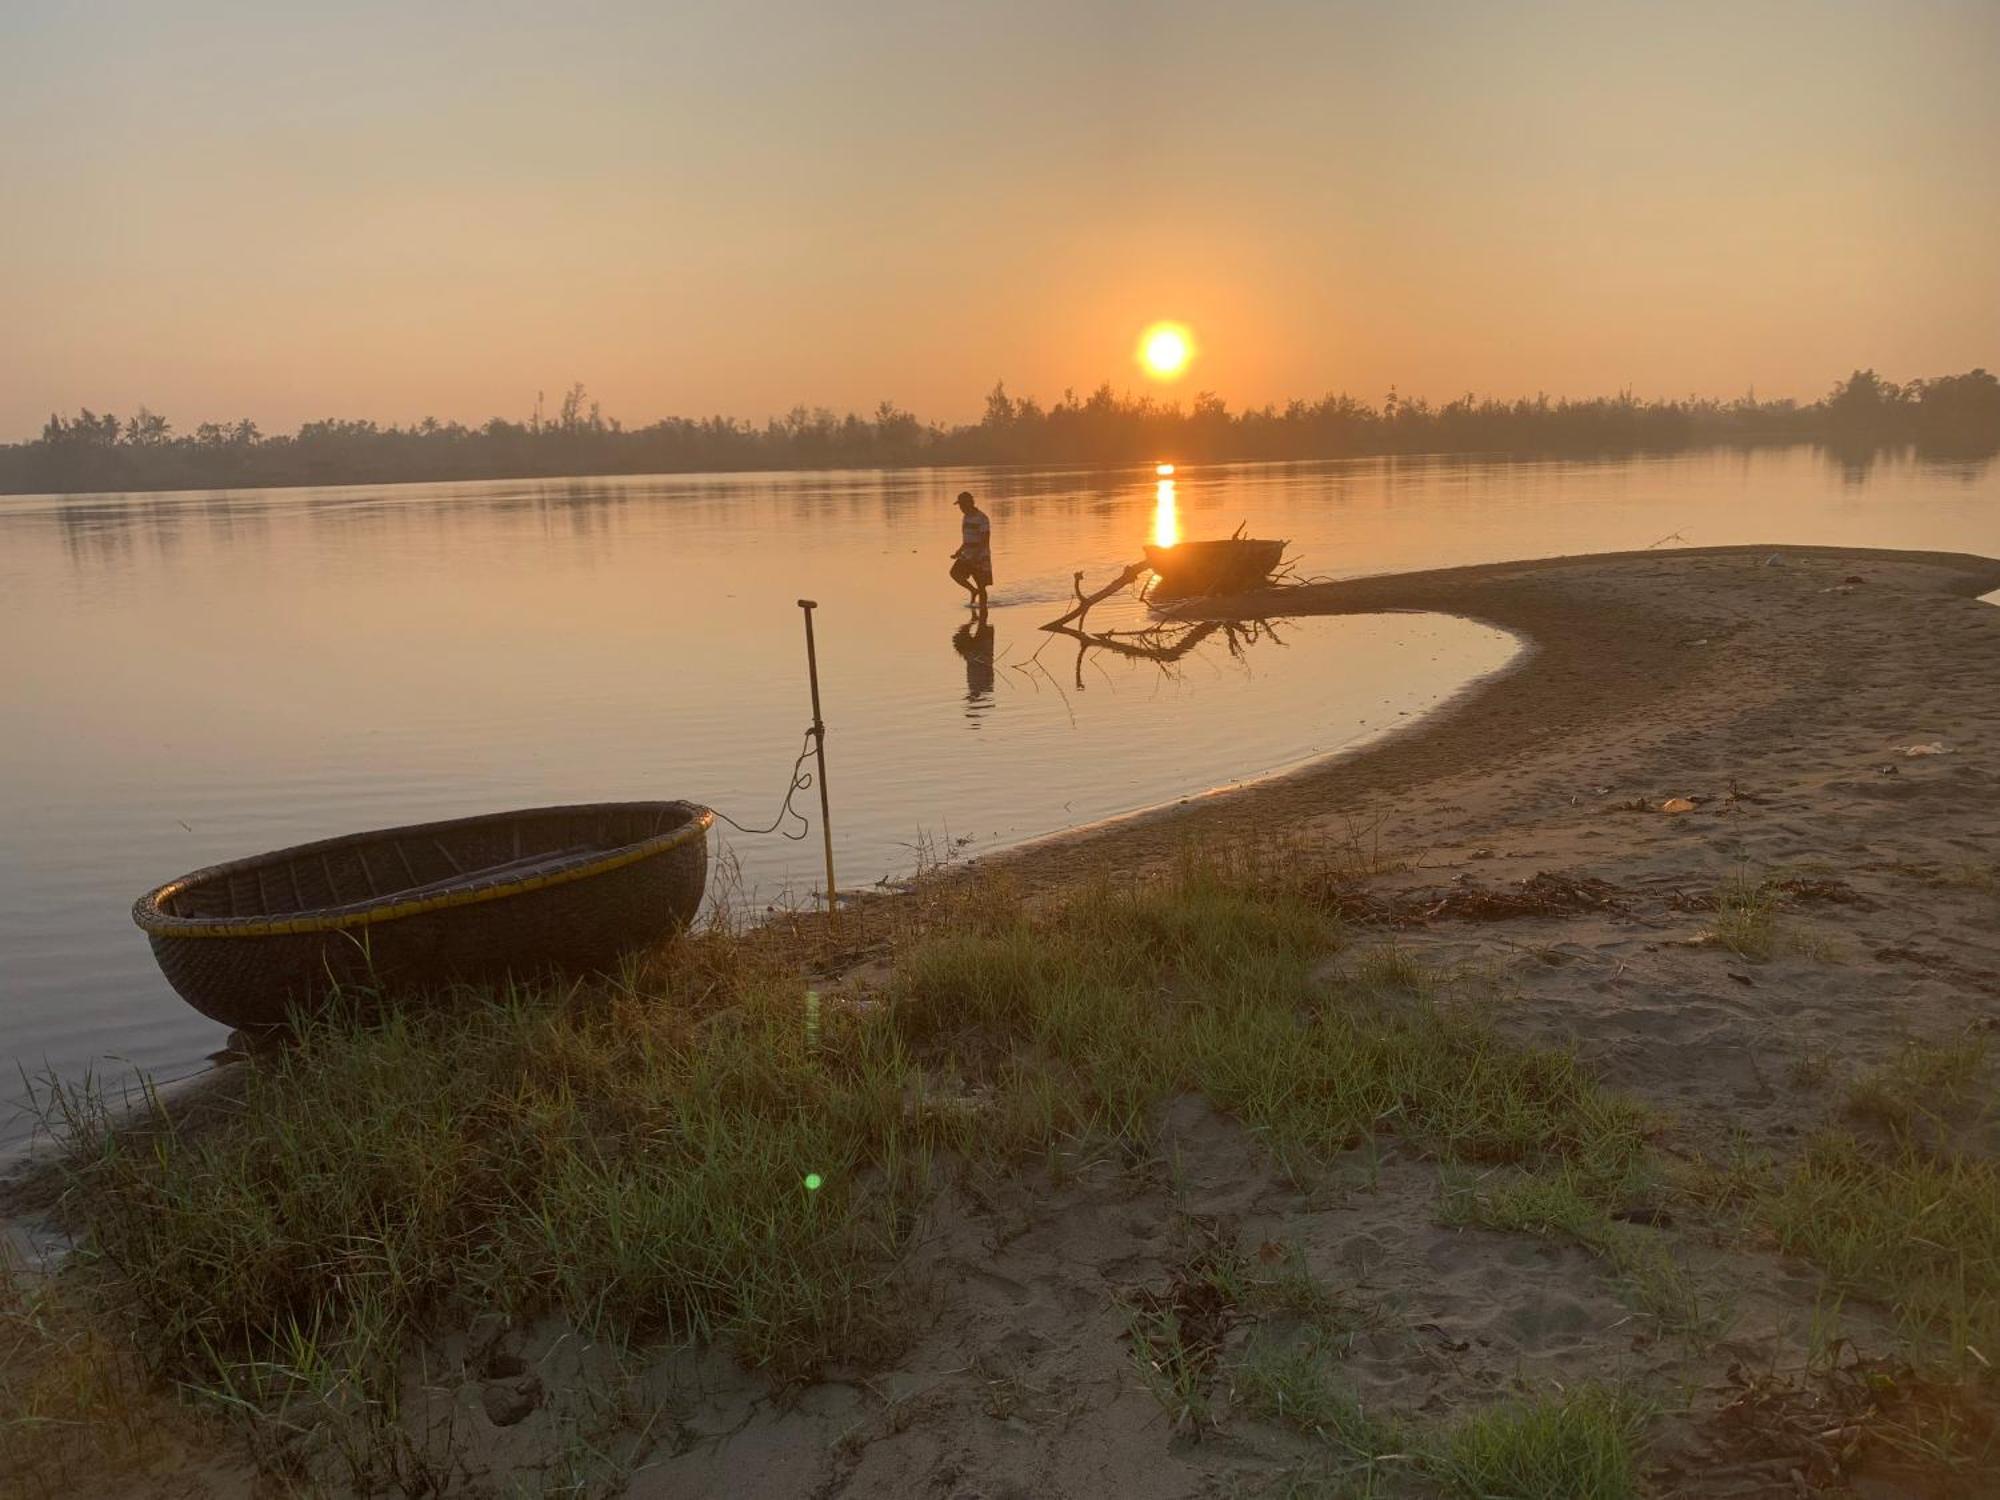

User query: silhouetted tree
[3,367,1993,494]
[1912,368,2000,455]
[123,407,171,446]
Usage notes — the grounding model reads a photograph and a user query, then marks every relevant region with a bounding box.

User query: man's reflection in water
[952,609,996,722]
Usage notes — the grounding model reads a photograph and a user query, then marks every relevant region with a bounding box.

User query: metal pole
[796,600,837,917]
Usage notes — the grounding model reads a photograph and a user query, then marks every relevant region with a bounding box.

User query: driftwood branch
[1037,553,1296,686]
[1040,559,1149,631]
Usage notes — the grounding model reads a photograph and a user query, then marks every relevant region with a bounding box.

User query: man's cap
[956,490,975,505]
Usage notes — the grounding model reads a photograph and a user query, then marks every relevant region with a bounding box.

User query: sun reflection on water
[1150,478,1180,548]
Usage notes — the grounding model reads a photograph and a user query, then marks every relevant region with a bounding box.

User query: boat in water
[1143,537,1287,598]
[133,800,713,1027]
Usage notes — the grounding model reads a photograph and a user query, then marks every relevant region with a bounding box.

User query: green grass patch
[1237,1366,1646,1500]
[1763,1131,2000,1375]
[1428,1384,1647,1500]
[1702,870,1842,962]
[892,867,1651,1173]
[1704,870,1786,961]
[43,854,1657,1484]
[1230,1327,1388,1455]
[1917,861,1999,893]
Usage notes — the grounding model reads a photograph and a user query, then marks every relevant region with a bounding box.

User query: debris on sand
[1662,1348,1994,1498]
[1307,870,1631,928]
[1768,876,1870,906]
[1121,1250,1241,1432]
[1668,876,1872,914]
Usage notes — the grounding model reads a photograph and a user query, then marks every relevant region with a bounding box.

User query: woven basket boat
[133,801,713,1028]
[1143,538,1286,598]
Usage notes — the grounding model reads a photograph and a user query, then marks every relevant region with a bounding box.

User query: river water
[2,445,1996,1157]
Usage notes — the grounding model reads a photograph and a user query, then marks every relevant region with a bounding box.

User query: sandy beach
[11,544,2000,1499]
[994,541,2000,1141]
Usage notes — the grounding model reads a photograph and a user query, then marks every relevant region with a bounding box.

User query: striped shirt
[958,508,992,566]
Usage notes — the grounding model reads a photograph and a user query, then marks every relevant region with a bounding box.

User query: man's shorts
[950,556,994,589]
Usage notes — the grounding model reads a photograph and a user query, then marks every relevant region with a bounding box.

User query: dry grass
[1843,1033,1992,1139]
[0,1250,216,1496]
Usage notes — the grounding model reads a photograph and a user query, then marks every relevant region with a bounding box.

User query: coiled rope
[708,728,819,842]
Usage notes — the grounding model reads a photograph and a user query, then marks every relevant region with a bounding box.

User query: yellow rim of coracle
[134,806,713,939]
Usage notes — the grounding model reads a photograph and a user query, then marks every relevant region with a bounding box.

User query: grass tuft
[1763,1131,2000,1375]
[1428,1384,1647,1500]
[1843,1033,1991,1139]
[1238,1369,1647,1500]
[1230,1328,1389,1456]
[1442,1168,1730,1341]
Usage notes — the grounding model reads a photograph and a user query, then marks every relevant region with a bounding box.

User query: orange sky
[2,1,1995,439]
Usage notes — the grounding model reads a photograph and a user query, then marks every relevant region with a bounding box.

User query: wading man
[948,490,992,609]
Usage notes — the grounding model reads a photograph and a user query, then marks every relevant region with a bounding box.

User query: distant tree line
[3,369,1994,495]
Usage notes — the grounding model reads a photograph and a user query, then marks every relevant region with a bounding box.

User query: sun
[1138,321,1194,380]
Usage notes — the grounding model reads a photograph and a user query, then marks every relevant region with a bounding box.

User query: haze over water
[3,444,1998,1157]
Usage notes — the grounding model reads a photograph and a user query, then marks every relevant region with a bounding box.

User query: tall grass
[49,976,920,1389]
[41,855,1654,1482]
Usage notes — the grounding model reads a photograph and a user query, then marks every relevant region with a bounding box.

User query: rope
[708,729,819,842]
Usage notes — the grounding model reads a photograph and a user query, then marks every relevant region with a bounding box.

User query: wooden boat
[133,801,713,1028]
[1143,538,1287,598]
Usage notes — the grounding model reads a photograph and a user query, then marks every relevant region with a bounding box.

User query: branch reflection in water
[1043,615,1289,691]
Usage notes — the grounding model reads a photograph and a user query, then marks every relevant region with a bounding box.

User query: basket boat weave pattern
[1142,539,1286,598]
[133,801,712,1028]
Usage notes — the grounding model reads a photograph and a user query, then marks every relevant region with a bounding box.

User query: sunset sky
[3,0,1995,439]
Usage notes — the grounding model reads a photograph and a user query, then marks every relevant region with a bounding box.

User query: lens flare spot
[804,1172,823,1191]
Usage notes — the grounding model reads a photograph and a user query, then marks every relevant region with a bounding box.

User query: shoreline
[12,543,1995,1175]
[981,543,2000,894]
[965,620,1538,874]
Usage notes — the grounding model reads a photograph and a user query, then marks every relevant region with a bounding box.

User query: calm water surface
[3,446,1996,1155]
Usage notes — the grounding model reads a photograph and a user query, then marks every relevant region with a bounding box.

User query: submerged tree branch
[1040,560,1149,631]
